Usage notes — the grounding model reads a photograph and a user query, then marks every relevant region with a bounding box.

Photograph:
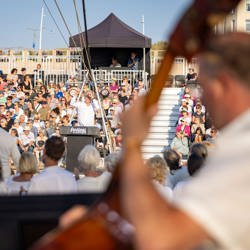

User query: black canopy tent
[69,13,151,72]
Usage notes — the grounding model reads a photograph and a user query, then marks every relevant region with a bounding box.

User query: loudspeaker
[65,136,95,172]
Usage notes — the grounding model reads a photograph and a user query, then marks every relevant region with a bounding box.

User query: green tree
[151,41,168,50]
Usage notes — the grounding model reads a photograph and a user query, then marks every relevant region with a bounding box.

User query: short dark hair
[187,153,205,176]
[45,136,65,161]
[190,143,208,159]
[163,149,181,171]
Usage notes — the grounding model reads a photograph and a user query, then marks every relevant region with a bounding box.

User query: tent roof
[69,13,151,48]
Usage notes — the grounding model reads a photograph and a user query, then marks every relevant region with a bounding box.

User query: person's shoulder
[58,168,75,179]
[0,128,16,141]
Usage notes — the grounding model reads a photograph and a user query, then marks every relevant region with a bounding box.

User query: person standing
[74,93,95,126]
[0,127,20,179]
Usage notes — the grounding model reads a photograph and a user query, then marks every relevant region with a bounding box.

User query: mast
[82,0,91,69]
[39,6,44,51]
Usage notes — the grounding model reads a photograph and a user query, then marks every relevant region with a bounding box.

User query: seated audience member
[189,142,209,160]
[147,155,172,200]
[0,117,8,132]
[178,109,191,125]
[193,98,206,113]
[206,127,218,143]
[109,78,119,94]
[122,76,132,97]
[34,130,47,162]
[5,152,37,195]
[29,136,77,194]
[182,93,194,108]
[77,145,110,193]
[138,80,147,96]
[174,143,208,193]
[19,125,35,152]
[163,149,189,189]
[127,52,139,70]
[109,56,121,68]
[186,68,198,83]
[191,117,205,135]
[179,99,192,114]
[176,118,190,138]
[170,131,189,159]
[104,152,120,174]
[191,127,205,143]
[192,103,205,124]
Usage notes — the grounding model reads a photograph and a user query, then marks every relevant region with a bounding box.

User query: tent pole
[82,0,91,69]
[141,15,147,88]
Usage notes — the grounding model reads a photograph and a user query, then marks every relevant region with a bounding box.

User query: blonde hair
[18,152,38,174]
[147,155,169,185]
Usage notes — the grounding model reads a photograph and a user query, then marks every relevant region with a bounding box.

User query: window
[246,0,250,11]
[246,20,250,32]
[175,58,184,64]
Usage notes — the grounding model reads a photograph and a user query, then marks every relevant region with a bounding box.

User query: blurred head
[18,152,38,174]
[187,153,205,176]
[77,145,101,173]
[147,155,169,185]
[44,136,65,162]
[198,32,250,129]
[104,152,120,173]
[163,149,181,171]
[190,143,208,159]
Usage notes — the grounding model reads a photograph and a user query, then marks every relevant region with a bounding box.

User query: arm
[10,138,20,168]
[120,97,209,250]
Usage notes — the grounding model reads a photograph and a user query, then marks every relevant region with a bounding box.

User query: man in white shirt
[0,128,20,179]
[74,94,95,126]
[29,136,77,194]
[118,32,250,250]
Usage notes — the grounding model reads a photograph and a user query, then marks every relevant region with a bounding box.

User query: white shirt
[19,131,35,146]
[75,101,95,126]
[29,165,77,194]
[153,181,173,201]
[77,171,112,193]
[173,109,250,250]
[5,175,30,194]
[0,128,20,179]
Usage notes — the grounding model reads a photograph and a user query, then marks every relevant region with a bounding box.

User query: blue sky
[0,0,192,49]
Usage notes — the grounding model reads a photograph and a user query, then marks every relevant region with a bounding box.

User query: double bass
[32,0,240,249]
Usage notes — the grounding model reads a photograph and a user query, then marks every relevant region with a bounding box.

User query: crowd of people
[0,64,148,161]
[1,30,249,250]
[0,61,217,197]
[170,85,218,159]
[0,63,149,194]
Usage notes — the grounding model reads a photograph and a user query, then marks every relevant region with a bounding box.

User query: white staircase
[142,87,183,159]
